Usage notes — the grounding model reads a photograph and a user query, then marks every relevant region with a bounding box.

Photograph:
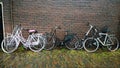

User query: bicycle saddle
[28,29,38,34]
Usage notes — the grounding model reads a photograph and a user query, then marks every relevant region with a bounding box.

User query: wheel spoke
[29,35,45,52]
[1,37,18,53]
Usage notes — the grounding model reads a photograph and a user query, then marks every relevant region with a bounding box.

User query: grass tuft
[0,47,120,68]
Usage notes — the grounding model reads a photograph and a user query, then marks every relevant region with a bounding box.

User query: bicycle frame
[85,25,93,36]
[83,24,96,40]
[10,26,41,48]
[74,24,96,49]
[82,24,119,52]
[97,33,113,46]
[45,26,77,45]
[45,26,60,41]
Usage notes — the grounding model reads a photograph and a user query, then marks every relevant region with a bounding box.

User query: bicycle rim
[107,37,119,51]
[44,35,55,50]
[1,37,18,53]
[65,36,78,50]
[29,36,45,52]
[83,37,99,52]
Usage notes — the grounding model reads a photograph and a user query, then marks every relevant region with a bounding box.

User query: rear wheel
[1,37,18,53]
[83,37,99,52]
[107,37,119,51]
[65,35,78,50]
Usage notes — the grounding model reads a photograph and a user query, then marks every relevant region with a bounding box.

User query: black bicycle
[44,26,79,50]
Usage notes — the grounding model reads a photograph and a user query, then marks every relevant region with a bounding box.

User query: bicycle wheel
[65,35,78,50]
[44,34,55,50]
[83,37,99,52]
[1,37,18,53]
[76,39,83,49]
[107,37,119,51]
[29,35,45,52]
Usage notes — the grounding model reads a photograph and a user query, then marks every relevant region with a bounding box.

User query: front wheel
[83,37,99,52]
[1,37,18,53]
[44,34,55,50]
[107,37,119,51]
[29,35,45,52]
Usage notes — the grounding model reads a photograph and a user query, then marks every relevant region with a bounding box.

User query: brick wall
[2,0,120,39]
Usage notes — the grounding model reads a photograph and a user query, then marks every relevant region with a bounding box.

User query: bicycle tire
[65,35,78,50]
[76,39,83,50]
[83,37,99,52]
[1,37,18,53]
[107,37,119,51]
[29,35,45,52]
[44,34,55,50]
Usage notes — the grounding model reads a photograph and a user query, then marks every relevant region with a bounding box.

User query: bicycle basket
[64,34,74,43]
[100,26,109,33]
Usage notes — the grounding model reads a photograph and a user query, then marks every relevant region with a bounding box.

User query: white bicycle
[1,24,45,53]
[83,24,119,52]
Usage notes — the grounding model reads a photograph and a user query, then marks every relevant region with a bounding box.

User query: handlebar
[86,22,90,26]
[86,22,93,27]
[23,28,29,31]
[15,24,30,31]
[51,25,61,32]
[54,25,61,29]
[16,24,22,27]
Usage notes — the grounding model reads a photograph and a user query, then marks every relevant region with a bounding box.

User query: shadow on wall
[118,16,120,42]
[117,17,120,48]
